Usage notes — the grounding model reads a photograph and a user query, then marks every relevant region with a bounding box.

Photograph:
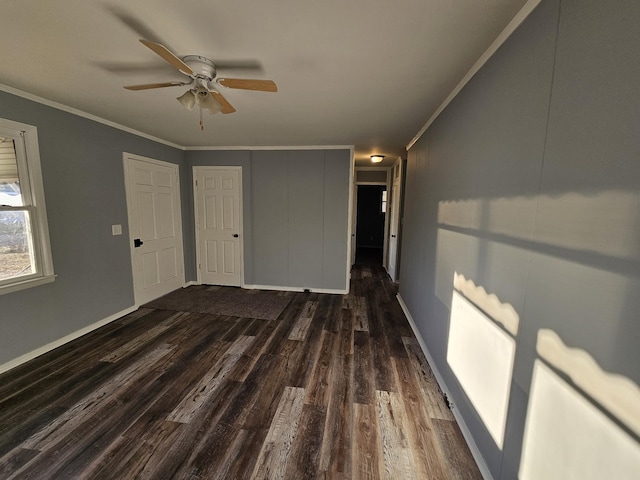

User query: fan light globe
[200,93,222,114]
[177,91,196,110]
[370,155,384,163]
[195,86,222,114]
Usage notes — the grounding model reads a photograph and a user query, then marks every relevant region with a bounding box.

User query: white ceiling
[0,0,528,167]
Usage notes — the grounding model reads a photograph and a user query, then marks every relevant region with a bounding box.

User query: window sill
[0,274,56,296]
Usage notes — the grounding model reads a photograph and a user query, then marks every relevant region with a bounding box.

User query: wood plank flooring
[0,266,482,479]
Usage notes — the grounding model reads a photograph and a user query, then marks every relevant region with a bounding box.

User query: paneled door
[124,154,185,305]
[387,161,403,282]
[194,166,243,286]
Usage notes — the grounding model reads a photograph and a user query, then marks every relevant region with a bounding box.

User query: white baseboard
[0,305,138,375]
[185,280,347,295]
[396,293,493,480]
[244,284,348,295]
[183,281,198,287]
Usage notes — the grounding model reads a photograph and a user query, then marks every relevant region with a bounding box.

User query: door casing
[386,159,404,282]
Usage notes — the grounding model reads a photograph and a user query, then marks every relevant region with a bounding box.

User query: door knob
[233,234,239,238]
[134,238,144,248]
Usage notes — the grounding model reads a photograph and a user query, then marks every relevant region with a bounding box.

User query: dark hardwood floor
[0,266,482,479]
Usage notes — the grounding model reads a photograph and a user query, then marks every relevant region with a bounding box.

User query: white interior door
[124,154,185,305]
[194,166,243,286]
[387,162,403,281]
[351,183,358,266]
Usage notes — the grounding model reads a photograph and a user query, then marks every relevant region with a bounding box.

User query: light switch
[112,224,123,236]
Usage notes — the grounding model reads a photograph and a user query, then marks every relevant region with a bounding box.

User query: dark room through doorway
[355,185,386,266]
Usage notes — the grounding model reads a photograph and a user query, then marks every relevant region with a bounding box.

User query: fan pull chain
[199,106,204,131]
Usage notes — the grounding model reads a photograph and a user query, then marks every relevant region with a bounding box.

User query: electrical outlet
[112,224,123,236]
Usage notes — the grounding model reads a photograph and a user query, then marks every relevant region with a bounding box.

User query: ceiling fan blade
[106,5,165,46]
[96,61,174,75]
[217,78,277,92]
[124,81,186,90]
[214,60,263,72]
[210,91,236,114]
[139,39,194,76]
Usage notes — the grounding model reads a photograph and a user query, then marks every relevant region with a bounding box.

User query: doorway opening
[355,185,386,266]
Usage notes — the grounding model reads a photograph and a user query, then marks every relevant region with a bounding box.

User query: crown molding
[184,145,353,151]
[0,83,184,150]
[407,0,543,151]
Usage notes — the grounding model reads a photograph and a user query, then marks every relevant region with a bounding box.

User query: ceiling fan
[124,39,277,128]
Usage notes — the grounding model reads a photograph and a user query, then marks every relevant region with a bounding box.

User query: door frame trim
[123,152,185,306]
[192,165,244,287]
[352,167,390,269]
[387,158,404,282]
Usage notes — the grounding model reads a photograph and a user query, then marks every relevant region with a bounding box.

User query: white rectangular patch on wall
[520,330,640,480]
[447,289,516,449]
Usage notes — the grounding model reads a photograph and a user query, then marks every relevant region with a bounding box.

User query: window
[381,189,387,213]
[0,119,54,294]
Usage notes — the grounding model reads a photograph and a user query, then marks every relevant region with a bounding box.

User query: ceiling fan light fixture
[177,90,196,110]
[204,100,222,115]
[370,155,384,163]
[196,87,222,115]
[126,39,275,117]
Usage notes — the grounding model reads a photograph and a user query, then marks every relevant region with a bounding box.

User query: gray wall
[0,94,350,367]
[188,149,351,291]
[185,150,252,283]
[398,0,640,478]
[0,91,185,366]
[355,169,387,184]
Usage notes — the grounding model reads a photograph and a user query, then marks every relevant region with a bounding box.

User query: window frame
[0,118,55,295]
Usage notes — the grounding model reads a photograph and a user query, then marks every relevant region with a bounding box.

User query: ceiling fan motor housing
[183,55,217,81]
